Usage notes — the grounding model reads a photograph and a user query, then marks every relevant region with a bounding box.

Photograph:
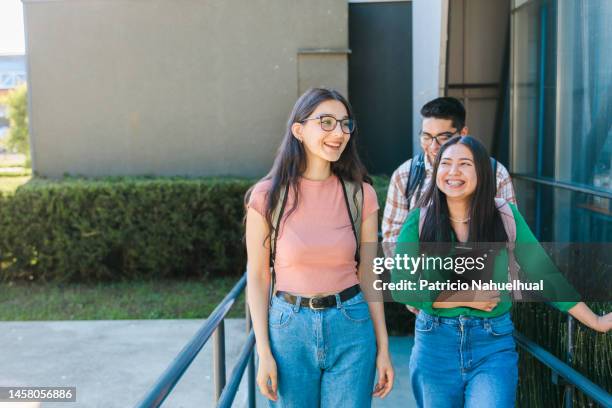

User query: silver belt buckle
[309,297,325,310]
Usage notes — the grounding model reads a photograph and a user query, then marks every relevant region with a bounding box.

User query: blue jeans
[266,291,377,408]
[410,311,518,408]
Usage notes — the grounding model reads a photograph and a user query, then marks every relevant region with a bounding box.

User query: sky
[0,0,25,54]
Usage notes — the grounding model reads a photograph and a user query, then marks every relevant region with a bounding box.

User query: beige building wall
[23,0,349,177]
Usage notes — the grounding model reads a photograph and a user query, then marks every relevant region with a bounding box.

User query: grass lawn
[0,153,31,193]
[0,277,246,320]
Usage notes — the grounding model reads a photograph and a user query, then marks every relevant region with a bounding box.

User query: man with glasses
[382,97,516,252]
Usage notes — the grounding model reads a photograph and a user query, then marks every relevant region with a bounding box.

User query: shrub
[0,175,393,281]
[0,177,252,282]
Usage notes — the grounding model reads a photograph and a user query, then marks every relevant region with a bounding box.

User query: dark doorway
[349,1,413,176]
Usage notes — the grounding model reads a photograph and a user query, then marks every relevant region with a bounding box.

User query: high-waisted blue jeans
[410,310,518,408]
[266,291,377,408]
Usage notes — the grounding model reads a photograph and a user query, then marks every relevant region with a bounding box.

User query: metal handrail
[511,173,612,200]
[217,331,256,408]
[134,273,249,408]
[513,331,612,407]
[510,173,611,406]
[133,267,612,407]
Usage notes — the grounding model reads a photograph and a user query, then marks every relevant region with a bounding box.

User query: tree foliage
[5,84,30,161]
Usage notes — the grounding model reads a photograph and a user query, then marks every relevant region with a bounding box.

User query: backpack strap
[418,206,428,238]
[490,157,497,180]
[270,185,289,264]
[495,197,522,300]
[491,157,498,192]
[340,177,364,264]
[405,153,426,210]
[496,198,516,242]
[269,184,289,300]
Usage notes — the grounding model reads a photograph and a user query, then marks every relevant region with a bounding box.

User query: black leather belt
[276,284,361,310]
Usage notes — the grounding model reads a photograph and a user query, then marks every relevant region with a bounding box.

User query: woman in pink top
[245,88,394,407]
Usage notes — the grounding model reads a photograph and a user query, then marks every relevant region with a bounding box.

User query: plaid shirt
[382,156,516,255]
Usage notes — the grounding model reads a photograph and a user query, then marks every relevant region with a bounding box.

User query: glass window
[511,0,551,177]
[512,0,611,189]
[511,0,611,240]
[514,178,610,242]
[556,0,612,190]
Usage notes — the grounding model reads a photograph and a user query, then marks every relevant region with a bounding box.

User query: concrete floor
[0,319,416,408]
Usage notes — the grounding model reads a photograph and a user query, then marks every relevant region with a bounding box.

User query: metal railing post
[135,274,246,408]
[246,292,256,408]
[565,316,575,408]
[213,320,226,402]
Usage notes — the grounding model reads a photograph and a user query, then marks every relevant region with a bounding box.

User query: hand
[372,350,394,398]
[569,303,612,334]
[593,312,612,333]
[256,351,278,401]
[405,305,420,315]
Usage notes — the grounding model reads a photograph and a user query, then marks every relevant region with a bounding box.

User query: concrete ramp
[0,319,415,407]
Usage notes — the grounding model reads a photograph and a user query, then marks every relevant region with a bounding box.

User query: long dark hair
[244,87,371,240]
[418,136,507,242]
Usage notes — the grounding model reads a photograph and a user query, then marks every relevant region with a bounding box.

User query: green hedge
[370,174,390,213]
[0,177,252,282]
[0,175,392,282]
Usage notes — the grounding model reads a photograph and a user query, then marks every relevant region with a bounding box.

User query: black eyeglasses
[301,114,355,134]
[419,131,457,146]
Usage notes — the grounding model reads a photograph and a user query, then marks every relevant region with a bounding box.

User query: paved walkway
[0,319,416,408]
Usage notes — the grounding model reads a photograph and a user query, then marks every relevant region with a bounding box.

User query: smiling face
[436,143,477,201]
[291,99,351,164]
[420,118,457,164]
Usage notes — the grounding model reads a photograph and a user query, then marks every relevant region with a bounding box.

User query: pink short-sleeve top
[248,175,379,295]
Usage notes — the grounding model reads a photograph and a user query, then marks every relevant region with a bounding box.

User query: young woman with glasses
[392,136,611,407]
[245,88,394,407]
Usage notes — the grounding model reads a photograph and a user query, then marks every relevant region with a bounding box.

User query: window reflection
[511,0,611,240]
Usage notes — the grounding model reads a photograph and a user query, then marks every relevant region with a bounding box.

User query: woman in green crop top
[391,136,611,408]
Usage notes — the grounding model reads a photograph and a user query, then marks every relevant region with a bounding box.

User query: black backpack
[405,153,497,209]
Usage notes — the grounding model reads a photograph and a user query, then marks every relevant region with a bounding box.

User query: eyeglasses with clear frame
[301,114,355,134]
[419,131,457,146]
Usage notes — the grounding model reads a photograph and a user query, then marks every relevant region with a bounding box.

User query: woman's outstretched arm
[510,204,611,333]
[568,302,612,333]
